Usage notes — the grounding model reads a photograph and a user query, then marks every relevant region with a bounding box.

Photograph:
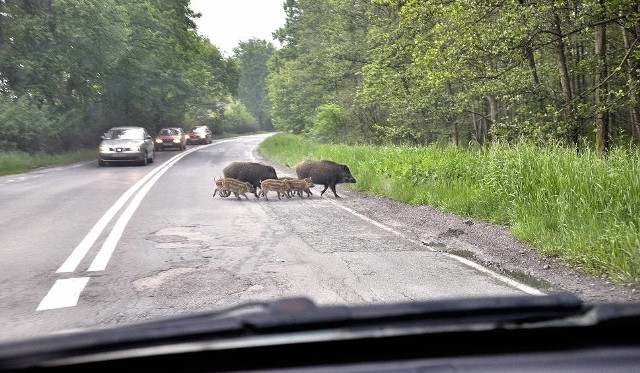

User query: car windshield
[106,128,144,140]
[160,129,179,136]
[1,1,639,369]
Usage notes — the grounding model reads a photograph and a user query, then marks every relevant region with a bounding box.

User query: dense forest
[0,0,241,153]
[268,0,640,152]
[1,1,639,154]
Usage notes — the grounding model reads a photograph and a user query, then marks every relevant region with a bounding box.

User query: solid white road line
[56,168,163,273]
[57,147,201,274]
[326,198,545,296]
[36,277,90,311]
[87,150,192,272]
[41,146,203,310]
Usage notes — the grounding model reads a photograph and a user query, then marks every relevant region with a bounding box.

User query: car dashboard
[0,293,638,372]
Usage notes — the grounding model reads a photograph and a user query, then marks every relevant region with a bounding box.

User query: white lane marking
[39,149,201,310]
[326,200,423,246]
[87,150,194,272]
[326,199,545,296]
[36,277,90,311]
[443,253,544,295]
[57,171,161,273]
[57,150,195,273]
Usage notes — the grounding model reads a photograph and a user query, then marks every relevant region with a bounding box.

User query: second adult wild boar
[295,160,356,198]
[223,161,278,198]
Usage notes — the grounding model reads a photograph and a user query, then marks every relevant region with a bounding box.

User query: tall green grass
[0,149,96,176]
[260,134,640,285]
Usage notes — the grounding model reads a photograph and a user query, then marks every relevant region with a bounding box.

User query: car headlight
[155,139,162,143]
[99,145,110,152]
[173,139,180,143]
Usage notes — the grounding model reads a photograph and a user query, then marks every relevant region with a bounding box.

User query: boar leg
[329,183,341,198]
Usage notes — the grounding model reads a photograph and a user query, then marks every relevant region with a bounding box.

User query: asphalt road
[0,133,539,343]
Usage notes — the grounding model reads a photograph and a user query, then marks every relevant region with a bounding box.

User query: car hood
[100,139,145,148]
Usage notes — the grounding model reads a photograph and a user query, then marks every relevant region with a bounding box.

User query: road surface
[0,134,538,342]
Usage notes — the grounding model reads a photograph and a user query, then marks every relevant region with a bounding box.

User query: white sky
[189,0,286,57]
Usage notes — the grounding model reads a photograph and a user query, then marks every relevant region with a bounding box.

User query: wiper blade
[1,292,639,371]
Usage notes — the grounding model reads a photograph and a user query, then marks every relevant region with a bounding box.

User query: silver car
[98,126,155,166]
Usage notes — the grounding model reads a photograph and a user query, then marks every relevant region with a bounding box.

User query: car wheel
[140,152,148,166]
[98,159,107,167]
[149,150,155,163]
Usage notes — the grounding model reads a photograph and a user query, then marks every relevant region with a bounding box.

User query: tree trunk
[553,11,578,146]
[525,45,540,87]
[621,6,640,145]
[595,2,610,154]
[471,106,484,144]
[486,95,498,128]
[446,82,458,146]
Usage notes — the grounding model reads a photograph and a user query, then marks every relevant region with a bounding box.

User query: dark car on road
[154,127,187,151]
[186,125,212,145]
[98,126,155,166]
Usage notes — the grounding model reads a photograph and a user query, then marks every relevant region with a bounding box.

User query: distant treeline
[0,0,240,153]
[268,0,640,152]
[3,1,639,154]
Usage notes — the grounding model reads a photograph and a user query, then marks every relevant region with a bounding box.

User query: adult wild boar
[223,161,278,198]
[295,160,356,198]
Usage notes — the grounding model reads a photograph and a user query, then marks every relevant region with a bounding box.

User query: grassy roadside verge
[260,133,640,286]
[0,149,97,176]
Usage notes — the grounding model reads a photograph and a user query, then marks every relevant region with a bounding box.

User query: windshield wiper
[1,292,639,371]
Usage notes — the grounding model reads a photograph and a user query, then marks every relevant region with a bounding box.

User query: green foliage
[218,101,260,134]
[310,103,349,143]
[266,0,640,147]
[233,39,276,130]
[268,0,377,138]
[0,96,57,153]
[0,0,238,153]
[261,133,640,285]
[267,59,320,133]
